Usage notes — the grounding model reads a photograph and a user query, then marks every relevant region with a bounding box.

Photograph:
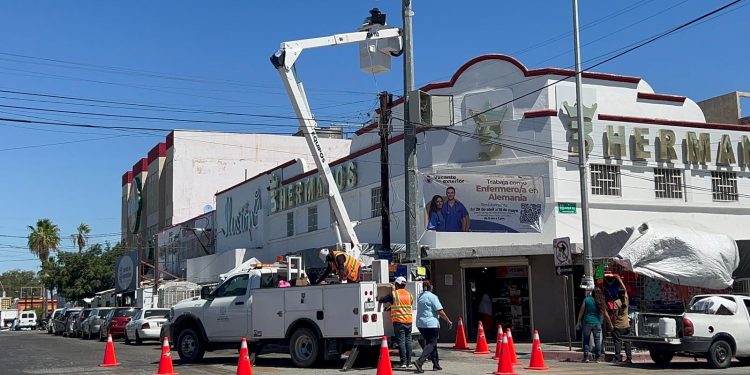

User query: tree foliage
[71,223,91,253]
[0,269,42,297]
[41,242,126,302]
[27,218,61,262]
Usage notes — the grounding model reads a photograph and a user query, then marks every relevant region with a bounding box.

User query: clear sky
[0,0,747,274]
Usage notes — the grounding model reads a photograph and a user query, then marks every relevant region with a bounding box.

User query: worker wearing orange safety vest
[314,248,362,284]
[378,276,414,368]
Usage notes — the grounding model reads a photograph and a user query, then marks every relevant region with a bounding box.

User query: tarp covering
[615,220,739,289]
[732,240,750,280]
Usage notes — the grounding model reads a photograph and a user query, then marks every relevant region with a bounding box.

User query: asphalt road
[2,329,750,374]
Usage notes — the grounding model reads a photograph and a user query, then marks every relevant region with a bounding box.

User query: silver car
[81,307,112,340]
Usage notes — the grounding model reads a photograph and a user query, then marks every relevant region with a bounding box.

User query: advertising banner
[422,173,544,233]
[115,251,138,293]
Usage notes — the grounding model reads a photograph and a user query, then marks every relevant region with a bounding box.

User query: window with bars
[286,212,294,237]
[590,164,621,196]
[371,187,382,218]
[654,168,684,199]
[307,206,318,232]
[711,171,738,201]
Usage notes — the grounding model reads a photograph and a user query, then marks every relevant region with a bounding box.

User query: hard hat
[318,248,330,262]
[394,276,407,285]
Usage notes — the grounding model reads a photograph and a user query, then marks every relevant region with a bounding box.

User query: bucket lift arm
[270,24,401,260]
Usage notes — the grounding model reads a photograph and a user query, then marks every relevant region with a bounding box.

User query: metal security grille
[370,187,382,218]
[711,171,738,201]
[307,205,318,232]
[590,164,621,196]
[286,212,294,237]
[654,168,684,199]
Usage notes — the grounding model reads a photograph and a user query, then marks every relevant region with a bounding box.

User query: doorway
[464,265,531,341]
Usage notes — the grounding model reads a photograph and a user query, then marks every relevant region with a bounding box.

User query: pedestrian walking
[378,276,415,368]
[413,280,452,373]
[611,276,633,363]
[576,288,613,362]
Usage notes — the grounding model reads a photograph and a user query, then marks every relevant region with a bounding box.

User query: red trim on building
[122,171,133,186]
[132,158,148,175]
[598,114,749,132]
[523,109,558,119]
[147,143,167,163]
[354,122,378,136]
[215,159,300,196]
[166,131,175,149]
[637,92,687,103]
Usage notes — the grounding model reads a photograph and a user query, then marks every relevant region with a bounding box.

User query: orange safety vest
[331,251,361,282]
[390,289,414,324]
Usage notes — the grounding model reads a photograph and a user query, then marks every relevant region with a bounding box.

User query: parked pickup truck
[169,256,420,368]
[623,294,750,369]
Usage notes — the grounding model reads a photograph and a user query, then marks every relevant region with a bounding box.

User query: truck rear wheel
[649,350,674,366]
[707,339,732,369]
[289,327,321,368]
[177,328,205,364]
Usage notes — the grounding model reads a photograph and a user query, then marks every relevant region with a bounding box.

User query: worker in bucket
[314,248,362,284]
[378,276,415,368]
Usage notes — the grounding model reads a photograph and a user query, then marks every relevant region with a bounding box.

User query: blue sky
[0,0,747,273]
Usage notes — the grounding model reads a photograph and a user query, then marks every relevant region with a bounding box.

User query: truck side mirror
[201,286,214,301]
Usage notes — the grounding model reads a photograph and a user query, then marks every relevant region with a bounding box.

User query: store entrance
[464,265,531,341]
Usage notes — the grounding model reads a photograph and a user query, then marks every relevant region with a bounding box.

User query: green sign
[558,202,577,214]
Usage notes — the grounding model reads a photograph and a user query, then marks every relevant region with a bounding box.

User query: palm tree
[27,219,61,316]
[71,223,91,253]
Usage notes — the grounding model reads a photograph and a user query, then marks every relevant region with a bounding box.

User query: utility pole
[572,0,594,290]
[379,92,393,252]
[402,0,419,266]
[153,235,159,308]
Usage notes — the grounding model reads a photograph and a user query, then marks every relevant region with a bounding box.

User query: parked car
[16,311,37,330]
[63,311,80,337]
[99,307,140,341]
[54,308,80,335]
[81,307,111,340]
[124,308,170,345]
[48,308,63,334]
[71,308,92,338]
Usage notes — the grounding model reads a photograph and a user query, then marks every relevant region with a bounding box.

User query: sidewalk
[433,342,657,363]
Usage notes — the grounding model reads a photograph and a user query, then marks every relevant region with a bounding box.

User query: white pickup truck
[623,294,750,369]
[169,257,419,368]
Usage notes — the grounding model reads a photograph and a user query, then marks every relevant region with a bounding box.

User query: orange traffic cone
[474,321,491,355]
[505,328,521,365]
[376,336,392,375]
[99,333,120,367]
[154,336,178,375]
[236,338,253,375]
[525,330,549,371]
[452,317,470,350]
[492,325,504,360]
[493,334,518,375]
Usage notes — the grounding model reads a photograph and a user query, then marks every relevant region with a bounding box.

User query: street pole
[402,0,419,266]
[379,92,393,252]
[572,0,594,290]
[153,235,159,308]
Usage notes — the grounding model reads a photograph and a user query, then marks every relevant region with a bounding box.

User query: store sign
[558,202,576,214]
[495,266,528,278]
[221,188,262,239]
[126,176,143,234]
[269,162,357,213]
[115,251,138,293]
[422,173,544,233]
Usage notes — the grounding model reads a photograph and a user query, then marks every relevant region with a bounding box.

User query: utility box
[408,90,454,127]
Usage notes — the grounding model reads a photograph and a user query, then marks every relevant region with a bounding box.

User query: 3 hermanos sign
[269,161,357,213]
[221,188,262,239]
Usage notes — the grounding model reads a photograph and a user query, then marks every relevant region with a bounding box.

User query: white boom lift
[270,9,402,260]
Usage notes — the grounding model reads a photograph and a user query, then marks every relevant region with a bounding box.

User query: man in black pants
[413,280,452,373]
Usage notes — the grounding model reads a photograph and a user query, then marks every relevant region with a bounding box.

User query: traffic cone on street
[505,328,521,365]
[525,330,549,371]
[99,334,120,367]
[452,317,470,350]
[236,338,253,375]
[492,325,504,360]
[473,321,491,355]
[376,336,392,375]
[154,336,178,375]
[493,334,517,375]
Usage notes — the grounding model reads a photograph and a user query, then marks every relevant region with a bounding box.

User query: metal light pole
[572,0,594,290]
[402,0,419,266]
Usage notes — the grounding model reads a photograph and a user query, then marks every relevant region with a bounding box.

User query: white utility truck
[623,294,750,369]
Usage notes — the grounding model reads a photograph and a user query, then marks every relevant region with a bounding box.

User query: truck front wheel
[649,350,674,366]
[707,339,732,369]
[289,327,321,368]
[177,328,206,364]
